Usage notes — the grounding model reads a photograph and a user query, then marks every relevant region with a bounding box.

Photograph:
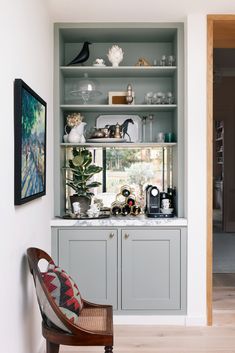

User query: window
[65,147,173,210]
[95,147,173,207]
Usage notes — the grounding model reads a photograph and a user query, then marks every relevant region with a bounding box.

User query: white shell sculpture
[107,45,124,67]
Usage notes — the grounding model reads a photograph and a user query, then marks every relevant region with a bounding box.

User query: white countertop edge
[50,216,187,227]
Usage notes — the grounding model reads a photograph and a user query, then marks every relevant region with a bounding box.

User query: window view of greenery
[94,147,173,207]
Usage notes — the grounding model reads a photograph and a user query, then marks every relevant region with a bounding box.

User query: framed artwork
[14,79,47,205]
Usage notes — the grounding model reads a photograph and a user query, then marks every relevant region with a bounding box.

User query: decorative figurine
[105,118,134,141]
[87,203,100,218]
[67,41,91,65]
[114,123,122,138]
[107,45,124,67]
[135,57,151,66]
[93,58,106,66]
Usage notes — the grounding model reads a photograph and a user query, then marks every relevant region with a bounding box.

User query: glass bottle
[111,202,121,215]
[121,185,131,197]
[131,205,141,215]
[121,203,131,216]
[142,116,147,142]
[127,194,135,206]
[148,114,153,142]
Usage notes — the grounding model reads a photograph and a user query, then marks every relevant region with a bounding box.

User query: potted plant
[65,148,103,215]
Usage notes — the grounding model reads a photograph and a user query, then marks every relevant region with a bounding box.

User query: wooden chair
[27,247,113,353]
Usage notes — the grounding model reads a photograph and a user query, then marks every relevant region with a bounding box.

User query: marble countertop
[51,215,187,227]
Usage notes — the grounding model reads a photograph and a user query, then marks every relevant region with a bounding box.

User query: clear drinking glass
[167,55,176,66]
[145,92,153,105]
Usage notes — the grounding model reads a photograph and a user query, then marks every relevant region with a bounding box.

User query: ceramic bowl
[160,208,174,214]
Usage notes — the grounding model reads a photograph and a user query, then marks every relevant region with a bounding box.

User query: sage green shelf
[60,142,177,148]
[60,104,177,112]
[60,66,177,78]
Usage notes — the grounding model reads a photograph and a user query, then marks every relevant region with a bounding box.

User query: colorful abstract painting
[14,79,46,205]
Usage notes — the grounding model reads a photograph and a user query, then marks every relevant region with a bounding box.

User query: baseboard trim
[184,316,207,326]
[114,315,186,325]
[114,315,207,326]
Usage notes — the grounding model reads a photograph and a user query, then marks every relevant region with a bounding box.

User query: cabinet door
[58,228,117,309]
[122,229,181,310]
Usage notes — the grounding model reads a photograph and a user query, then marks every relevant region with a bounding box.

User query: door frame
[207,14,235,326]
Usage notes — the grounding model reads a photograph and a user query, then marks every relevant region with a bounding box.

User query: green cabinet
[57,228,118,309]
[122,229,182,310]
[52,226,187,314]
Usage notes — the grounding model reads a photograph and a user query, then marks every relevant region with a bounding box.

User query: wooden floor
[213,273,235,327]
[60,274,235,353]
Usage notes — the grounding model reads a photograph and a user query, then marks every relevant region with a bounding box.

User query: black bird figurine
[67,41,91,66]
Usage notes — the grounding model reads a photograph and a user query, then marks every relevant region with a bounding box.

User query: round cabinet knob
[124,233,129,239]
[109,232,115,238]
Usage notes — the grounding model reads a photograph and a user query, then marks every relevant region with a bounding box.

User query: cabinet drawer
[58,228,118,309]
[122,229,181,310]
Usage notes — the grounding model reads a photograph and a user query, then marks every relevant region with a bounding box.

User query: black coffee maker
[145,185,160,217]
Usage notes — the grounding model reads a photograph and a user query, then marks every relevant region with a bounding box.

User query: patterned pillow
[42,261,83,325]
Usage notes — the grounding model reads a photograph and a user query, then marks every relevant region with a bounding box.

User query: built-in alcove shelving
[54,23,184,217]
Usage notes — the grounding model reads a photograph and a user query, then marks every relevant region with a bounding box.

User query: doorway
[207,15,235,326]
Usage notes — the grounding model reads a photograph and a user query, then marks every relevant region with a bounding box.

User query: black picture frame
[14,79,47,205]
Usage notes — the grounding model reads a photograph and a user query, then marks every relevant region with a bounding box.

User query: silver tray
[96,115,142,143]
[60,214,110,220]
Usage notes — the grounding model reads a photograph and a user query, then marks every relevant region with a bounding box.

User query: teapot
[90,127,106,138]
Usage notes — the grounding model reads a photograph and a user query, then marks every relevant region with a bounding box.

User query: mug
[161,199,170,209]
[72,202,80,214]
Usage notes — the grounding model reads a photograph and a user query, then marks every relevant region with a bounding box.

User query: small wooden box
[108,91,135,105]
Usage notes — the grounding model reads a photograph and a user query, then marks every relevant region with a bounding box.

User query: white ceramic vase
[68,122,87,143]
[107,45,124,67]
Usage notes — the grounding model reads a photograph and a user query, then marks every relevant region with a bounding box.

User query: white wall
[0,1,53,353]
[47,0,235,22]
[185,14,207,325]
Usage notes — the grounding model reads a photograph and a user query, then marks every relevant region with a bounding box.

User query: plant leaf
[86,182,102,188]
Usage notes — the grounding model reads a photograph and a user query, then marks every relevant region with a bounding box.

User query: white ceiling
[47,0,235,22]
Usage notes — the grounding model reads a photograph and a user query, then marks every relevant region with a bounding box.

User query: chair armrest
[82,299,113,309]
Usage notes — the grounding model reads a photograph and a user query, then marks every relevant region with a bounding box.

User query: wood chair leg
[105,346,113,353]
[46,340,60,353]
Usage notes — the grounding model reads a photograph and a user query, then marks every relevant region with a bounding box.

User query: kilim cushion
[42,261,83,325]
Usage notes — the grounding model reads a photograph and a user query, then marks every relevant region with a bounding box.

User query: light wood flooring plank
[60,325,235,353]
[60,274,235,353]
[213,273,235,287]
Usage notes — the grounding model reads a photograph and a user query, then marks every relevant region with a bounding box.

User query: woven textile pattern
[42,261,83,324]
